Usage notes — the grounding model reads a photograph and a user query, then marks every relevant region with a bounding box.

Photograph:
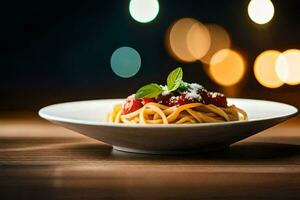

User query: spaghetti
[107,102,247,124]
[107,67,248,124]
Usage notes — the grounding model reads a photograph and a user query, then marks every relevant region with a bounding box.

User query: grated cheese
[185,83,203,101]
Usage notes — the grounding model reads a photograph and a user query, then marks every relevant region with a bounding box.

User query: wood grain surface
[0,113,300,200]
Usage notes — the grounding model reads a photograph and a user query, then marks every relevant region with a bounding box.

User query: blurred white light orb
[248,0,274,24]
[129,0,159,23]
[275,49,300,85]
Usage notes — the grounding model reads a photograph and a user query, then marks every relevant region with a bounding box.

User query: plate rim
[38,98,298,128]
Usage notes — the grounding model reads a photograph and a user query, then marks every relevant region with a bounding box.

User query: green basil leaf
[135,83,163,98]
[167,67,183,92]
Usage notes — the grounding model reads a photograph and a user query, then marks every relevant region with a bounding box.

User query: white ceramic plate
[39,98,298,154]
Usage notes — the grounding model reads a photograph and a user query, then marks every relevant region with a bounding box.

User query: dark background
[1,0,299,112]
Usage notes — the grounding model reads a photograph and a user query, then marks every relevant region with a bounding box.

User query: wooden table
[1,114,300,199]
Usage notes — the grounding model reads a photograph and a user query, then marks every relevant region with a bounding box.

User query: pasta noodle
[107,67,248,124]
[107,102,248,124]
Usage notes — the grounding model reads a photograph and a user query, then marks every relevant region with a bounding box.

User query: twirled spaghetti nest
[107,102,247,124]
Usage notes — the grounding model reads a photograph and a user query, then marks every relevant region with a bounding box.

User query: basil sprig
[167,67,183,92]
[135,83,162,98]
[135,67,183,99]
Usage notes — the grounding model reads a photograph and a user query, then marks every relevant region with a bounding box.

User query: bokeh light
[110,47,141,78]
[166,18,198,62]
[166,18,210,62]
[275,49,300,85]
[209,49,246,86]
[129,0,159,23]
[200,24,231,64]
[254,50,283,88]
[248,0,275,24]
[186,22,211,60]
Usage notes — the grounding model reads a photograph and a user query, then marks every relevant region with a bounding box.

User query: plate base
[113,145,229,155]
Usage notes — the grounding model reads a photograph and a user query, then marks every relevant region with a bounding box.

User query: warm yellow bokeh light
[200,24,231,64]
[186,22,211,60]
[209,49,246,86]
[166,18,211,62]
[275,49,300,85]
[248,0,275,24]
[167,18,198,62]
[254,50,283,88]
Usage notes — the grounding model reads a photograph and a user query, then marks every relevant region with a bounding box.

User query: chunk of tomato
[122,96,143,115]
[141,98,156,105]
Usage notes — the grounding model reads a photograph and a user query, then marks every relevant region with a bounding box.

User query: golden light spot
[248,0,275,24]
[254,50,283,88]
[166,18,210,62]
[209,49,246,86]
[275,49,300,85]
[186,22,211,60]
[166,18,198,62]
[200,24,231,64]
